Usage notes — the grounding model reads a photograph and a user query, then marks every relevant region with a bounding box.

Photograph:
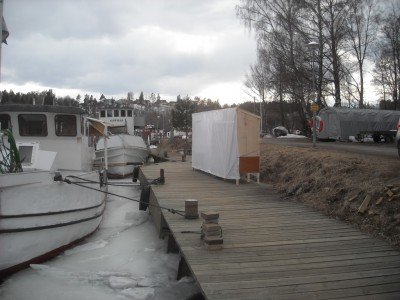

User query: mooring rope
[65,175,140,187]
[61,176,186,216]
[66,175,163,187]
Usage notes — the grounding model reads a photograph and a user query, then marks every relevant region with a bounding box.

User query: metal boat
[0,104,107,277]
[94,107,149,177]
[95,133,149,177]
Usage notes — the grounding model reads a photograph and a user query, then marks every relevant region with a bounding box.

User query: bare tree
[373,49,396,108]
[321,0,351,106]
[244,49,271,129]
[381,6,400,109]
[237,0,398,121]
[237,0,312,130]
[346,0,376,107]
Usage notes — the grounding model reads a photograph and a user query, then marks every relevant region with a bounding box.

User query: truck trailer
[315,107,400,142]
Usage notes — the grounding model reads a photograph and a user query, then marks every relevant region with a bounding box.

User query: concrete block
[201,211,219,221]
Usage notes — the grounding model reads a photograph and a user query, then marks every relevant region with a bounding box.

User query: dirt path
[260,143,400,249]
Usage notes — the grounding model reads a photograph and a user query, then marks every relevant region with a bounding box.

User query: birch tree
[237,0,311,128]
[346,0,376,107]
[380,5,400,109]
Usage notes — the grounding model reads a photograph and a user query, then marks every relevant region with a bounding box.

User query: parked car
[396,118,400,158]
[294,129,302,135]
[272,126,288,137]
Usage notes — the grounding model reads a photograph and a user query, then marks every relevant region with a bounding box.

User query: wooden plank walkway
[139,160,400,300]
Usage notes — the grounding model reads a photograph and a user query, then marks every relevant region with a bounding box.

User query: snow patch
[108,276,138,289]
[277,134,307,139]
[120,287,155,300]
[124,211,149,226]
[29,264,51,271]
[64,240,109,255]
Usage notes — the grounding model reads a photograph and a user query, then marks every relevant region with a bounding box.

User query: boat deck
[139,159,400,300]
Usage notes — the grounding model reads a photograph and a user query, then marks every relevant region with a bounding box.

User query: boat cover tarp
[192,107,240,180]
[96,134,147,150]
[318,107,400,140]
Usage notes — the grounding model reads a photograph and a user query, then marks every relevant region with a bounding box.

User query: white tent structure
[192,107,260,184]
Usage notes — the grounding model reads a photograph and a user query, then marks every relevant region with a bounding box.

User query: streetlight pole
[308,41,319,148]
[260,101,263,133]
[157,115,160,141]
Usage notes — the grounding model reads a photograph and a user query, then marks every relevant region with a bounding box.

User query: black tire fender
[132,166,140,182]
[139,186,150,211]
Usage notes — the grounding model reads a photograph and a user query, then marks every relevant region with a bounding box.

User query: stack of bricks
[201,211,223,250]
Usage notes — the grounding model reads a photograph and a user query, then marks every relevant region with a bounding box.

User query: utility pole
[260,101,263,133]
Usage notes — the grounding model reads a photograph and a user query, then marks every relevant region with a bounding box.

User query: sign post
[311,103,319,148]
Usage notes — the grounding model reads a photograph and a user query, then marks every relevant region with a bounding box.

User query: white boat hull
[95,135,148,177]
[0,170,106,277]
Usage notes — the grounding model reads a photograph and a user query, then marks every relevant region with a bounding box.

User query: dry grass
[260,143,400,249]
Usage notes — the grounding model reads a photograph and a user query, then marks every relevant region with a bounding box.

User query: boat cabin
[97,107,145,135]
[0,104,94,171]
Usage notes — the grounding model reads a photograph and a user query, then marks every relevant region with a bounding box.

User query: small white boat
[94,107,149,177]
[95,134,148,177]
[0,104,107,277]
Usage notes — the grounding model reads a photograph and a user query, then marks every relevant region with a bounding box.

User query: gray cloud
[2,0,256,103]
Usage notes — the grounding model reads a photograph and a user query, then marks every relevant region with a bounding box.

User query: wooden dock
[139,159,400,300]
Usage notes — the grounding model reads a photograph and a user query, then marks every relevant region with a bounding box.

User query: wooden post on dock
[185,199,199,219]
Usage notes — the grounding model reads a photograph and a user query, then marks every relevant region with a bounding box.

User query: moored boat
[95,133,148,177]
[0,104,107,278]
[94,107,149,177]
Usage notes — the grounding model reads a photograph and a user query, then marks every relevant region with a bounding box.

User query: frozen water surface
[0,179,200,300]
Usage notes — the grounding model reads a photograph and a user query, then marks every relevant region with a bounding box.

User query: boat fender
[139,186,151,211]
[53,171,63,182]
[132,166,140,182]
[99,169,107,188]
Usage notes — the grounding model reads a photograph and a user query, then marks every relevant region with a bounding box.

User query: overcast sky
[1,0,257,105]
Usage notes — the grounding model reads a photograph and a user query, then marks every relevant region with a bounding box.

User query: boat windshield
[0,114,11,130]
[18,114,48,136]
[55,115,77,136]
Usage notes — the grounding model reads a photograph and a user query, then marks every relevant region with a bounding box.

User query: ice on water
[0,179,199,300]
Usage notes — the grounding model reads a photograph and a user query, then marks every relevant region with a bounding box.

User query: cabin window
[127,110,132,117]
[0,114,11,130]
[18,114,48,136]
[114,110,119,117]
[107,110,112,117]
[55,115,77,136]
[100,110,105,118]
[121,110,126,117]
